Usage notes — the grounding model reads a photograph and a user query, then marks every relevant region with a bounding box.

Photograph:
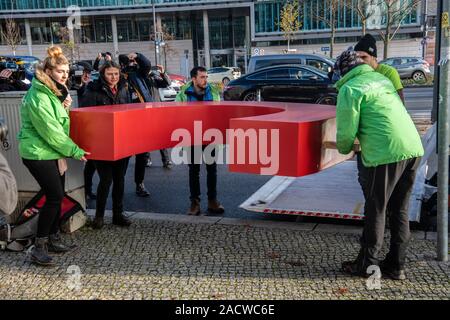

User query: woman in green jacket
[18,46,88,267]
[334,50,424,280]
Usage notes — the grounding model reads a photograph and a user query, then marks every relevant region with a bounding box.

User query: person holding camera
[80,60,132,230]
[118,52,171,197]
[93,52,112,72]
[18,46,89,267]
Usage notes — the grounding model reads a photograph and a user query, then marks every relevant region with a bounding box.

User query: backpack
[0,190,84,252]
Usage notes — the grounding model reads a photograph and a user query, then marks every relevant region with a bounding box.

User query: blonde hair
[43,46,69,71]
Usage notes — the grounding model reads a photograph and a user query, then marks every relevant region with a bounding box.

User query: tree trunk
[383,36,390,60]
[362,18,366,36]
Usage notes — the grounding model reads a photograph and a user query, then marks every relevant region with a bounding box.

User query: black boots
[92,216,104,230]
[92,212,132,229]
[136,183,150,197]
[48,233,77,253]
[30,237,55,267]
[112,212,132,227]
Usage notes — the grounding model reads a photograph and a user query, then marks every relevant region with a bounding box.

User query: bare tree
[344,0,383,36]
[313,0,341,58]
[378,0,421,59]
[279,1,301,51]
[1,18,22,56]
[56,26,81,63]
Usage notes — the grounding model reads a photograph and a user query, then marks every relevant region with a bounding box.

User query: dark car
[223,65,337,105]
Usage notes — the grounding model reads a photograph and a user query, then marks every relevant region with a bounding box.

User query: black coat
[79,76,130,108]
[123,53,171,103]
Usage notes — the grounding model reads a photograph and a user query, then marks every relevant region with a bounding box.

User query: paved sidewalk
[0,211,448,300]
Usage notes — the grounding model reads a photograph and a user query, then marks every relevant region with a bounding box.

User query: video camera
[69,61,93,90]
[0,56,27,83]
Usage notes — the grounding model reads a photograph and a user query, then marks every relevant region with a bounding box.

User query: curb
[84,209,429,239]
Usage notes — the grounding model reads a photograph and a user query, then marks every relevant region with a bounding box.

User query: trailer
[240,123,439,224]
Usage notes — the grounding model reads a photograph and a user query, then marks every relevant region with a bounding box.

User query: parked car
[158,86,178,102]
[223,64,337,105]
[247,54,335,74]
[168,73,187,92]
[379,57,432,82]
[207,67,241,85]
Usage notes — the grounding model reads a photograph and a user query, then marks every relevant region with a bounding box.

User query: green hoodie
[335,64,423,167]
[18,72,85,161]
[175,81,221,102]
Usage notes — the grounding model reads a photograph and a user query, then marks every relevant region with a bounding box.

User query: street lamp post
[435,0,449,262]
[152,0,158,66]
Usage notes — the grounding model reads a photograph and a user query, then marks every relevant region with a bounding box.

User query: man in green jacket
[175,66,224,216]
[334,50,424,280]
[354,34,405,105]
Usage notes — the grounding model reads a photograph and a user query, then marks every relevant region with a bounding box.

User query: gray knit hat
[334,49,365,77]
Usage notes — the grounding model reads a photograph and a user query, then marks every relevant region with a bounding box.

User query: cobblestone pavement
[0,213,448,300]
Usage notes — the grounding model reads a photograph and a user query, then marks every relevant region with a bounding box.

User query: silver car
[379,57,432,82]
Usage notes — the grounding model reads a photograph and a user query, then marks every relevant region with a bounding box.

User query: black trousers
[148,149,170,164]
[356,156,421,270]
[134,152,149,185]
[95,157,130,217]
[188,146,218,201]
[84,160,96,194]
[22,159,65,238]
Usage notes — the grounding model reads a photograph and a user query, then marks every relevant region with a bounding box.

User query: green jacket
[175,81,221,102]
[18,72,85,161]
[335,64,423,167]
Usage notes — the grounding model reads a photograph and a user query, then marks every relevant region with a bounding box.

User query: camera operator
[0,119,18,215]
[69,61,93,97]
[118,52,170,197]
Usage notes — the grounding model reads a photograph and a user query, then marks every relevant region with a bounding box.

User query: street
[404,86,434,117]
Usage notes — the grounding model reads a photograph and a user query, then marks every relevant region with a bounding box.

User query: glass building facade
[255,0,419,33]
[0,0,234,10]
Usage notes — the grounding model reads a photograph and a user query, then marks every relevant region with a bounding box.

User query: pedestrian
[71,61,97,201]
[146,66,173,169]
[175,66,225,216]
[93,52,112,72]
[80,60,132,230]
[18,46,88,266]
[354,34,407,209]
[354,34,405,105]
[119,52,171,197]
[334,49,424,280]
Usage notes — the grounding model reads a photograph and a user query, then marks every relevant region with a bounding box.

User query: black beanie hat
[354,34,377,58]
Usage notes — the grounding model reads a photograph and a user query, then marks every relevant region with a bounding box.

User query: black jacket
[122,53,170,103]
[79,76,130,108]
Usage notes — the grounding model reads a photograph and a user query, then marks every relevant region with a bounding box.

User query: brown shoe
[187,199,201,215]
[207,199,225,215]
